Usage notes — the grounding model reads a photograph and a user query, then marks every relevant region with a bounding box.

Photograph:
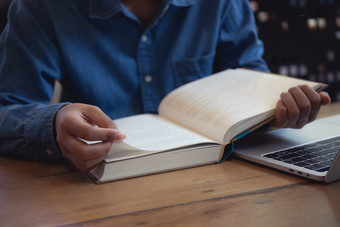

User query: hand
[272,85,331,129]
[55,103,126,172]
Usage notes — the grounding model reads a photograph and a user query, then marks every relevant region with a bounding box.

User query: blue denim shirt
[0,0,269,160]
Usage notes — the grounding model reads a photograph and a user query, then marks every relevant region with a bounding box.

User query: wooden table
[1,103,339,227]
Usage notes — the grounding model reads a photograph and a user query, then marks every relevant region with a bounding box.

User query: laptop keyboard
[263,136,340,172]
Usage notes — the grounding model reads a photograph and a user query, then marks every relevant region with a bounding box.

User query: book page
[106,114,217,161]
[159,69,325,143]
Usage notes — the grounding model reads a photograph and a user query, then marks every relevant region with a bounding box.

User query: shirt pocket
[171,52,215,87]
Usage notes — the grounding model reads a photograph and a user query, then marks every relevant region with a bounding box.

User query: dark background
[251,0,340,101]
[0,0,12,33]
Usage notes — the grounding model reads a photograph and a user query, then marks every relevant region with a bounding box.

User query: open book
[89,68,327,183]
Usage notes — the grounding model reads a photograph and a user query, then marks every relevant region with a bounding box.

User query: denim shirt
[0,0,269,160]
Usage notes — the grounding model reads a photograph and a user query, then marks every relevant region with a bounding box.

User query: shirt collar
[89,0,196,19]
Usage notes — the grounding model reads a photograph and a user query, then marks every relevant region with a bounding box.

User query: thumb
[319,91,331,106]
[79,105,126,142]
[81,105,117,129]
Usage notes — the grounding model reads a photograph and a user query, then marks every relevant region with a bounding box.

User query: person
[0,0,330,172]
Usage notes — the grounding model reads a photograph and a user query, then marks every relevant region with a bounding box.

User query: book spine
[218,130,251,163]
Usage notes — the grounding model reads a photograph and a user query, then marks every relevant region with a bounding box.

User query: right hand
[271,85,331,129]
[55,103,126,172]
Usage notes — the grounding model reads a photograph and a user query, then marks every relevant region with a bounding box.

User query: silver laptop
[233,114,340,183]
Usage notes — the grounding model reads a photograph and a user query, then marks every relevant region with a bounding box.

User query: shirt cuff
[24,102,70,161]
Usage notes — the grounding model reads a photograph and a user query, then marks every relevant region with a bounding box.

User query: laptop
[233,114,340,183]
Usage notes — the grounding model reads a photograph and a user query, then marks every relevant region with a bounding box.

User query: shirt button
[45,149,53,156]
[145,75,152,83]
[141,35,148,42]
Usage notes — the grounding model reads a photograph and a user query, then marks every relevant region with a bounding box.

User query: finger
[59,140,110,172]
[80,105,117,129]
[60,114,126,142]
[68,152,107,172]
[77,106,126,142]
[78,125,122,142]
[62,136,112,161]
[280,91,300,128]
[59,143,72,161]
[272,100,288,128]
[289,86,311,128]
[56,104,126,142]
[319,91,331,105]
[297,85,322,122]
[79,156,107,172]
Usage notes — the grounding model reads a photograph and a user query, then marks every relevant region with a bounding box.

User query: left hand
[272,84,331,129]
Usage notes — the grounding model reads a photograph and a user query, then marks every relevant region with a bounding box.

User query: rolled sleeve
[0,103,69,161]
[24,103,69,160]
